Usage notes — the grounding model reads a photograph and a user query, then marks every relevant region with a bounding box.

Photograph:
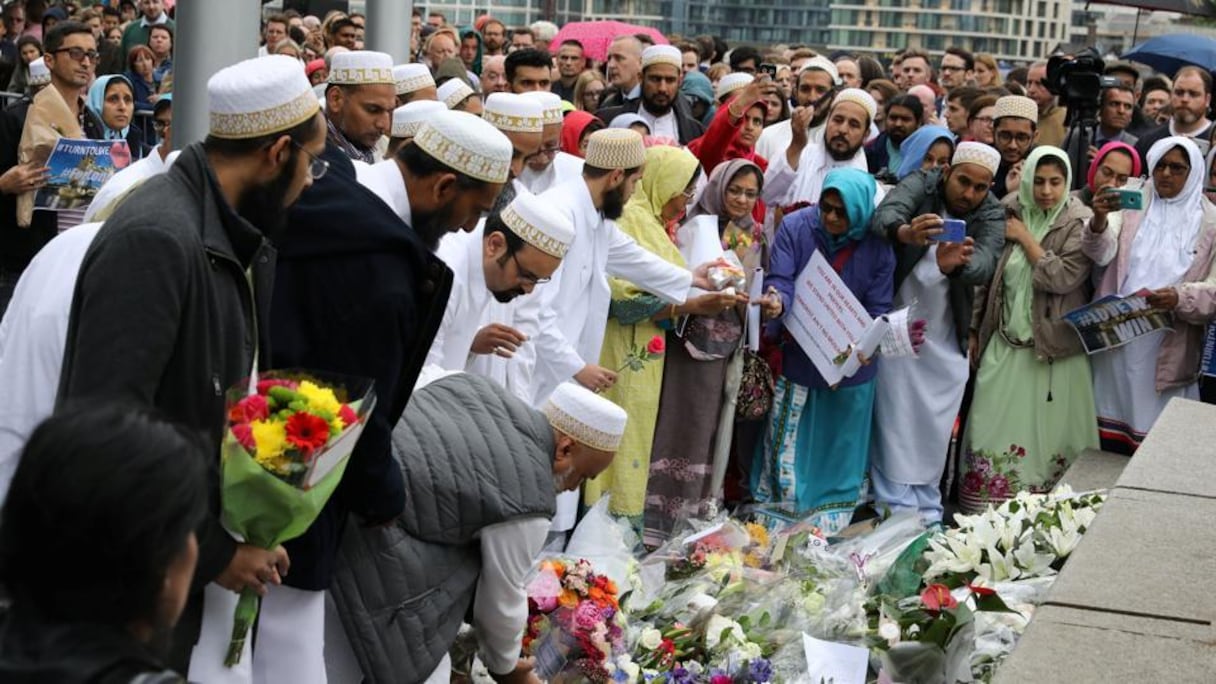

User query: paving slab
[1044,488,1216,624]
[1117,398,1216,499]
[993,605,1215,684]
[1059,448,1127,492]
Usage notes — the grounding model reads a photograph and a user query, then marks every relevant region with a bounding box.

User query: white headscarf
[1123,136,1207,293]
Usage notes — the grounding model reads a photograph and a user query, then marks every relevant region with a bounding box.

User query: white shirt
[84,149,179,222]
[421,226,492,378]
[355,159,412,225]
[638,106,679,141]
[0,223,104,506]
[516,151,584,196]
[463,295,541,403]
[755,119,794,164]
[762,127,869,207]
[529,178,693,406]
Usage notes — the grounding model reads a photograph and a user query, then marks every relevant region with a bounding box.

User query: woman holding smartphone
[961,147,1098,512]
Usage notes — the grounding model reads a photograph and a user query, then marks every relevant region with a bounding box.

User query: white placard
[878,306,917,358]
[748,267,764,351]
[802,633,869,684]
[677,215,729,298]
[784,250,880,385]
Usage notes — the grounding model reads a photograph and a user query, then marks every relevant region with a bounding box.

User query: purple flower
[669,666,697,684]
[749,658,773,683]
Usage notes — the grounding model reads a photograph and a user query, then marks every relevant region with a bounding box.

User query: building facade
[826,0,1072,61]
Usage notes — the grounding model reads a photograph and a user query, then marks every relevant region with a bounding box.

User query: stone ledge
[1059,448,1127,492]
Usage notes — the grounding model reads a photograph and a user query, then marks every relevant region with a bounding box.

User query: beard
[888,129,909,146]
[643,95,673,118]
[601,183,627,220]
[553,465,575,492]
[237,151,297,245]
[826,134,860,162]
[411,205,457,251]
[491,172,518,215]
[492,287,524,303]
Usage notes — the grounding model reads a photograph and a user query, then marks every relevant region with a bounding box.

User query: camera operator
[1027,61,1068,147]
[1061,84,1138,188]
[1135,66,1213,160]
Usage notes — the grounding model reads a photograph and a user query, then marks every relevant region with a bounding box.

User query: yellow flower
[297,380,342,417]
[251,419,288,461]
[746,522,770,549]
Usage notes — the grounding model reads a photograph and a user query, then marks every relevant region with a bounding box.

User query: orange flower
[558,589,579,609]
[604,579,618,595]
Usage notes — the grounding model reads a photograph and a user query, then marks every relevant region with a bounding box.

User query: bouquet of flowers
[525,558,631,682]
[219,371,375,666]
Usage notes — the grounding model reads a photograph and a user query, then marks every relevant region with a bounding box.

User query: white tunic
[530,179,693,531]
[516,151,584,195]
[464,295,542,404]
[0,223,103,506]
[762,130,870,208]
[637,107,679,141]
[355,159,412,225]
[422,226,492,379]
[870,245,970,485]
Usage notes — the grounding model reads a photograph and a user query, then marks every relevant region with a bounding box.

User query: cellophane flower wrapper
[566,498,645,603]
[218,369,376,667]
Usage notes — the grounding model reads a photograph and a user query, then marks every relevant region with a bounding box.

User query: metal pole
[173,0,260,149]
[366,0,413,64]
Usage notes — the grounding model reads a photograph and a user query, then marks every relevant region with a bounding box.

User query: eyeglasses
[972,116,994,125]
[53,47,100,63]
[1154,161,1191,176]
[940,65,965,72]
[510,251,551,284]
[996,131,1033,145]
[820,202,847,218]
[292,141,329,180]
[152,119,171,132]
[726,186,759,200]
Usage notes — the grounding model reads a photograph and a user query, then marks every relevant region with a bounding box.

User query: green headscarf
[1004,145,1072,340]
[817,168,877,255]
[459,27,483,75]
[621,146,701,230]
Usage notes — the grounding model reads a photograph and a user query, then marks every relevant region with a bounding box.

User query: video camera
[1045,48,1121,125]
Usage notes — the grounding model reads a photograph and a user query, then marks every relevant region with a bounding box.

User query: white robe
[421,226,493,381]
[464,295,542,404]
[530,178,693,531]
[516,151,584,195]
[761,128,869,208]
[354,159,412,225]
[0,223,103,506]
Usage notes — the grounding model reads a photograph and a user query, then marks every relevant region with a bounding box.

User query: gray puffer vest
[330,373,557,683]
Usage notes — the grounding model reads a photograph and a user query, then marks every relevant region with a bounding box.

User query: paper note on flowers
[803,633,868,684]
[786,250,890,385]
[1062,289,1173,355]
[35,138,131,210]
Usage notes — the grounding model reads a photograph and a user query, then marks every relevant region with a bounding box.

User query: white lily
[1013,539,1057,577]
[1073,505,1098,531]
[979,544,1021,582]
[1047,525,1082,558]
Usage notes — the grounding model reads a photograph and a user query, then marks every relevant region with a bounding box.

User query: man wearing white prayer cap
[479,91,545,214]
[764,87,877,208]
[51,54,325,678]
[516,90,585,195]
[596,43,706,145]
[393,62,438,105]
[420,191,574,386]
[328,373,625,684]
[755,55,840,164]
[531,128,730,532]
[437,76,481,115]
[325,50,397,163]
[352,110,514,246]
[868,139,1005,529]
[386,99,447,157]
[271,68,510,684]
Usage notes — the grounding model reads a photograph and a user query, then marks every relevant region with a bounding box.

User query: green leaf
[974,592,1020,614]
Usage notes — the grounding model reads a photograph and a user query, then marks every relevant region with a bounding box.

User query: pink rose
[646,334,666,355]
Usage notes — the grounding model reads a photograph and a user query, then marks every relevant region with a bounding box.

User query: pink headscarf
[1087,141,1142,192]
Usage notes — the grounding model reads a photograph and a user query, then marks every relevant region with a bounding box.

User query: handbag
[735,348,774,421]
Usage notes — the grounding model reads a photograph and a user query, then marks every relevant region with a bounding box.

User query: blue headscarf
[896,125,954,180]
[817,168,877,254]
[680,70,717,126]
[87,74,135,140]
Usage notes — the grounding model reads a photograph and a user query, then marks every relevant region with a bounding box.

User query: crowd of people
[0,1,1214,683]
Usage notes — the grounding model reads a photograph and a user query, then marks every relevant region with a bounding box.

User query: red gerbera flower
[338,404,358,428]
[285,412,331,458]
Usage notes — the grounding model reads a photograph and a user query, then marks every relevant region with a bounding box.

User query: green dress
[960,148,1099,512]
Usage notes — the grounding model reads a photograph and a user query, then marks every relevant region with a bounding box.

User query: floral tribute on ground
[500,486,1104,683]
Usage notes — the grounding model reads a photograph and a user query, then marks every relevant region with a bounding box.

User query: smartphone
[1114,188,1144,211]
[759,63,778,78]
[929,218,966,243]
